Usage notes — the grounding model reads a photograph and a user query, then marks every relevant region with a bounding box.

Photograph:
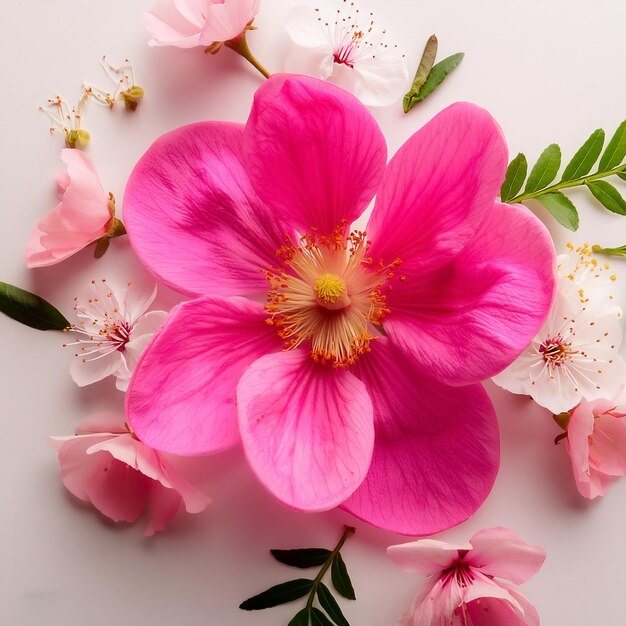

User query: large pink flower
[387,527,546,626]
[123,74,556,535]
[51,413,210,536]
[145,0,260,49]
[565,392,626,498]
[25,149,112,268]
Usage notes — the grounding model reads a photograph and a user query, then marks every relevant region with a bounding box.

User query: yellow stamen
[314,273,346,304]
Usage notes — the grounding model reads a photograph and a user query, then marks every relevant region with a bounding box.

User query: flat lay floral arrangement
[2,1,626,625]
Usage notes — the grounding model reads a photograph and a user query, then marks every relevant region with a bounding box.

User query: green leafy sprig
[240,526,356,626]
[0,281,69,331]
[403,35,464,112]
[592,244,626,258]
[500,120,626,230]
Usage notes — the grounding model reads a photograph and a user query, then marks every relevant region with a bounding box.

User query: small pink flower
[64,277,168,391]
[388,527,546,626]
[145,0,260,49]
[25,149,113,268]
[50,413,210,536]
[565,392,626,498]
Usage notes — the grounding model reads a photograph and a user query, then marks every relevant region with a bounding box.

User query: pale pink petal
[468,527,546,585]
[69,350,123,387]
[244,74,387,236]
[403,578,464,626]
[122,310,169,375]
[127,296,281,455]
[156,452,212,513]
[464,578,539,626]
[124,122,289,297]
[199,0,260,43]
[566,401,603,498]
[285,5,333,51]
[350,46,409,107]
[342,340,499,535]
[383,202,556,385]
[116,278,158,323]
[237,349,374,511]
[387,540,471,575]
[144,0,205,48]
[145,484,183,536]
[367,103,508,273]
[56,436,150,523]
[589,414,626,475]
[75,412,127,435]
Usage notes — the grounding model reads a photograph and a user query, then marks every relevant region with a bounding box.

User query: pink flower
[122,75,556,535]
[50,413,210,536]
[25,149,113,268]
[387,527,546,626]
[145,0,260,49]
[64,277,168,391]
[565,392,626,498]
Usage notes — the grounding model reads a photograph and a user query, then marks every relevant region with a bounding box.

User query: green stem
[592,244,626,257]
[510,163,626,204]
[225,33,271,79]
[305,526,355,612]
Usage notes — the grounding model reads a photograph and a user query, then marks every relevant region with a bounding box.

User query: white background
[1,1,626,624]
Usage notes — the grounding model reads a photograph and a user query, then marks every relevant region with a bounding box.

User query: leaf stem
[509,163,626,204]
[305,526,355,612]
[225,33,271,79]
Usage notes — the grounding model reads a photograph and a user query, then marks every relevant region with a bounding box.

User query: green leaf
[288,609,310,626]
[0,281,70,331]
[535,192,579,231]
[561,129,605,182]
[331,554,355,601]
[598,120,626,171]
[270,548,331,569]
[525,144,562,193]
[311,608,334,626]
[500,153,528,201]
[239,579,314,611]
[617,171,626,182]
[587,180,626,215]
[403,34,438,113]
[407,52,464,106]
[317,584,350,626]
[592,244,626,257]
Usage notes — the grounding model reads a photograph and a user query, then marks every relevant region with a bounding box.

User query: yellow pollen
[314,273,346,304]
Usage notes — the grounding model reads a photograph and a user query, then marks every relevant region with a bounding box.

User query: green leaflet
[311,608,334,626]
[405,52,464,109]
[331,554,355,600]
[525,144,561,193]
[239,579,314,610]
[403,35,438,112]
[535,192,579,231]
[288,609,310,626]
[587,180,626,215]
[0,281,70,331]
[598,119,626,171]
[500,153,528,201]
[317,584,350,626]
[591,244,626,257]
[561,129,605,182]
[271,549,332,569]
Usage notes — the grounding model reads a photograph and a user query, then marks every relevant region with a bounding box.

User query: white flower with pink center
[493,244,625,414]
[64,278,168,391]
[285,1,408,106]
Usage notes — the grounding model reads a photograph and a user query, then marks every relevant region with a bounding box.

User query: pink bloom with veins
[565,391,626,498]
[122,74,556,535]
[25,149,112,268]
[51,412,210,536]
[388,527,546,626]
[145,0,260,49]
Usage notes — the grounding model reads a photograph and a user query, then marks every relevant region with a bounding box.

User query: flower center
[539,335,576,367]
[264,226,400,367]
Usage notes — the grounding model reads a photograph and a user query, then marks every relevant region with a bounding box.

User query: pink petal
[589,414,626,476]
[76,412,127,435]
[56,436,150,523]
[199,0,260,43]
[69,349,122,388]
[244,74,387,236]
[123,122,289,297]
[468,527,546,585]
[144,0,204,48]
[341,340,499,535]
[156,452,212,513]
[237,349,374,511]
[403,578,464,626]
[367,103,508,273]
[145,483,183,536]
[464,579,540,626]
[387,540,472,575]
[126,296,281,455]
[383,202,556,385]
